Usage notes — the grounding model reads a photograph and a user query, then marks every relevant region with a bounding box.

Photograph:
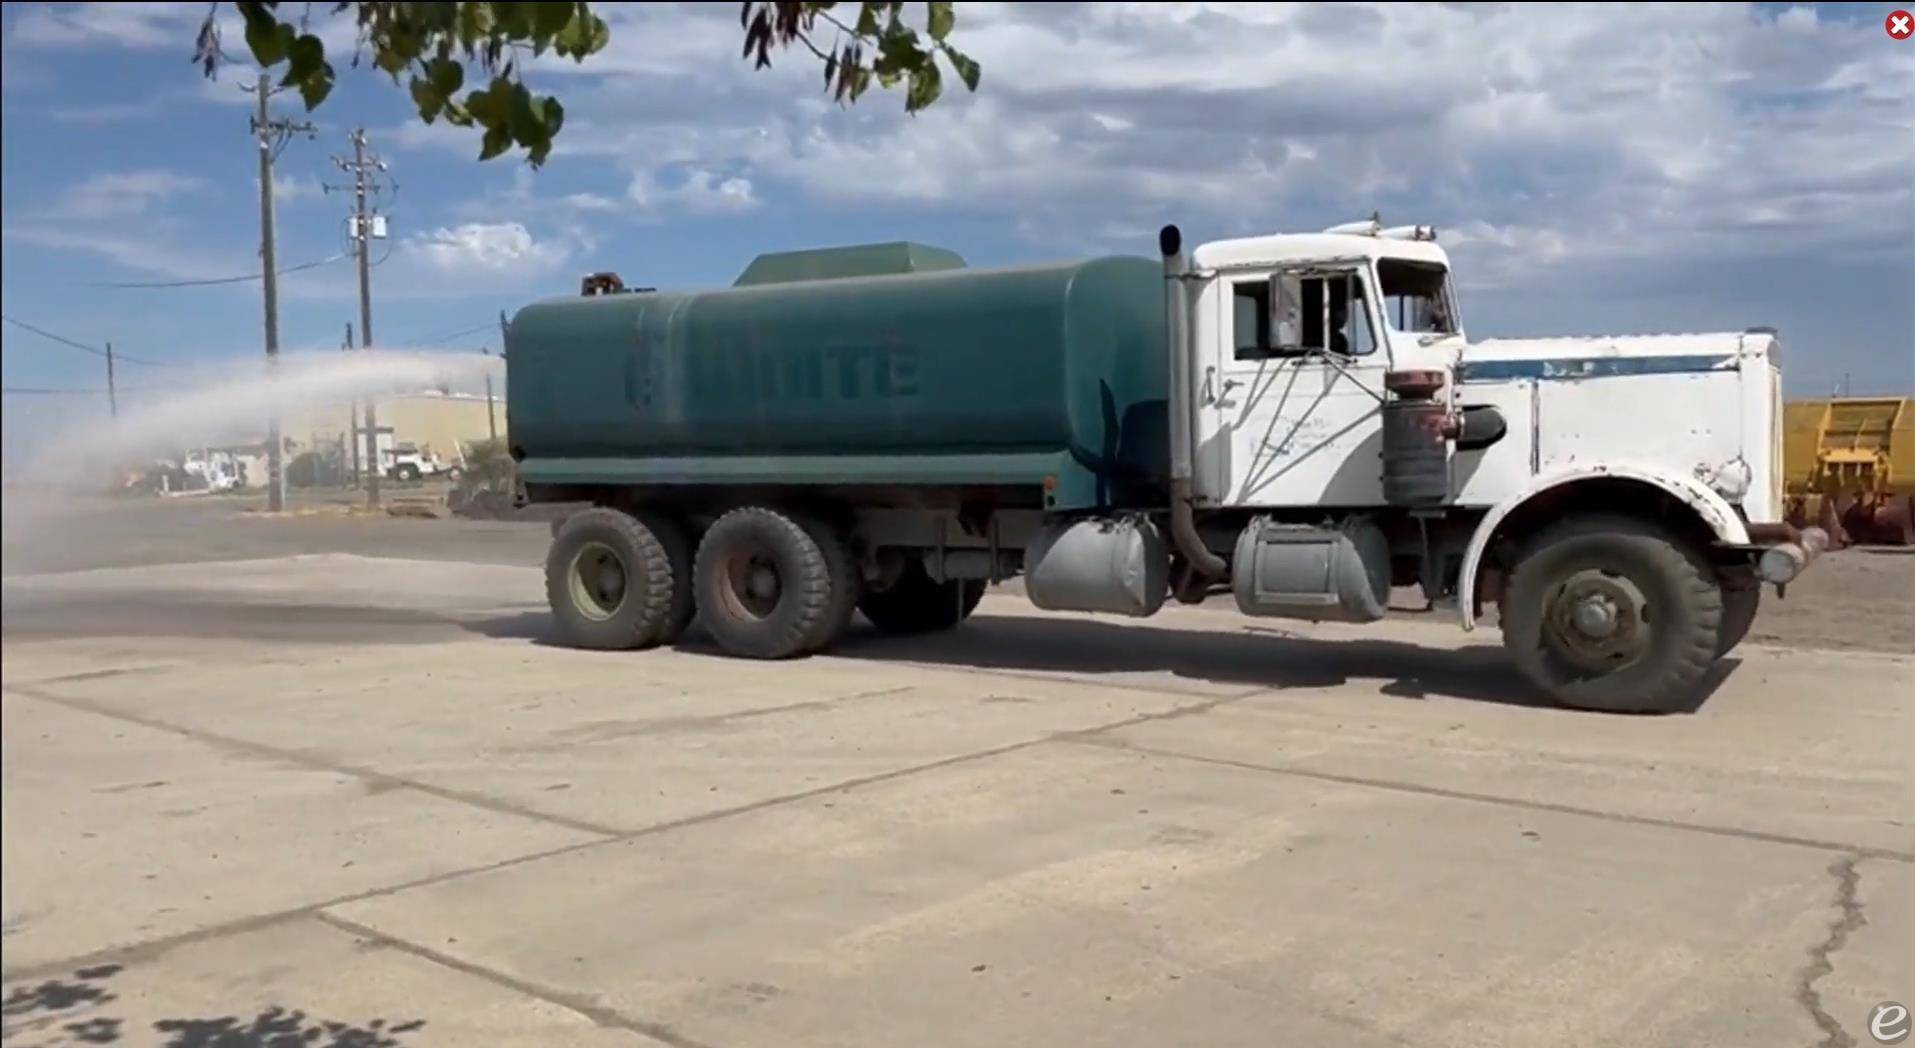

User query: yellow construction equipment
[1784,396,1915,546]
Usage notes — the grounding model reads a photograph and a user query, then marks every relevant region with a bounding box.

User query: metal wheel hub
[1546,570,1648,669]
[722,551,783,620]
[569,542,628,622]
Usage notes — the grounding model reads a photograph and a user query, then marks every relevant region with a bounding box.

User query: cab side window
[1265,271,1376,358]
[1231,280,1273,359]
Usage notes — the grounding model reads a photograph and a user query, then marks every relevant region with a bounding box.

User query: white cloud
[404,222,572,277]
[48,170,205,221]
[560,192,619,212]
[627,169,759,216]
[521,2,1910,280]
[45,98,168,123]
[0,224,248,281]
[262,173,325,204]
[7,3,199,49]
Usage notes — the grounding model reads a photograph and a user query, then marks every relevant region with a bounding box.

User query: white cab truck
[509,221,1825,713]
[383,443,457,482]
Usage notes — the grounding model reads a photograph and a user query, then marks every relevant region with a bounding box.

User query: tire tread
[693,506,836,659]
[1502,514,1722,712]
[544,507,677,650]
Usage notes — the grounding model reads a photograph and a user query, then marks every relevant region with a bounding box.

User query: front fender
[1457,465,1750,630]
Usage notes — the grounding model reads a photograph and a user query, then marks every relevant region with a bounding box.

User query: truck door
[1196,264,1391,507]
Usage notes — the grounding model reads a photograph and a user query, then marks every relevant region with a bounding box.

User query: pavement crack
[1794,855,1867,1048]
[3,682,627,839]
[17,665,172,686]
[1074,738,1915,863]
[0,679,1266,984]
[313,912,711,1048]
[514,686,916,751]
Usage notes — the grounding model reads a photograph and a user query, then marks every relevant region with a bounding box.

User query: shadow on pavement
[0,964,424,1047]
[0,596,476,646]
[467,608,1738,712]
[839,614,1551,709]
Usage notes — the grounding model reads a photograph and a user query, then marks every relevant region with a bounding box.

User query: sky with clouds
[2,0,1911,428]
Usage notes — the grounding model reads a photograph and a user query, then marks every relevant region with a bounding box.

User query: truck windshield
[1377,259,1457,334]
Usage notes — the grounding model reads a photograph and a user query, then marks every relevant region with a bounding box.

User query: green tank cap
[732,241,967,287]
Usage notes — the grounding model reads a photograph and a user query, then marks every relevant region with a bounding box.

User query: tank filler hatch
[732,241,967,287]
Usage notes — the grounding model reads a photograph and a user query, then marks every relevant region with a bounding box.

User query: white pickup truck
[383,443,458,483]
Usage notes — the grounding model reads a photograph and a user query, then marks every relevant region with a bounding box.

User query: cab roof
[1192,232,1452,271]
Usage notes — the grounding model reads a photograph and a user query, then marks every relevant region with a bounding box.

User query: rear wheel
[693,507,852,659]
[648,515,697,646]
[858,559,986,636]
[545,508,683,650]
[795,517,860,652]
[1500,515,1723,713]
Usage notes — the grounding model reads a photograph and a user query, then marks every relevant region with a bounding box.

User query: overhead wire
[1,314,169,366]
[81,253,349,289]
[399,321,497,347]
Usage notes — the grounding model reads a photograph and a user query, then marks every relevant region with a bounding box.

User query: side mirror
[1269,272,1304,352]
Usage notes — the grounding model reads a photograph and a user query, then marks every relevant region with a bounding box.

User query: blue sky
[3,1,1912,432]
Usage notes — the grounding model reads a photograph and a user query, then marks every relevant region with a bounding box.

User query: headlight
[1705,457,1753,502]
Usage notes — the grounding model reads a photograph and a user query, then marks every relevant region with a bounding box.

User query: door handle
[1203,367,1243,405]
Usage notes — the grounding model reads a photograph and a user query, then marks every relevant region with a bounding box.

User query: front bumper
[1746,522,1829,585]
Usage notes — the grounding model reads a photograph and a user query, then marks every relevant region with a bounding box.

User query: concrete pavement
[2,553,1909,1047]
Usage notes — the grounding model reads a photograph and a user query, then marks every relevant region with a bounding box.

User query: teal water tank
[505,245,1169,510]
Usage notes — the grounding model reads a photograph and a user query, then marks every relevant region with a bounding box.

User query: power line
[398,321,496,347]
[82,253,348,289]
[3,386,184,397]
[0,314,168,366]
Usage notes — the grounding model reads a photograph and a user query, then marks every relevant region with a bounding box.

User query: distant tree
[192,2,979,166]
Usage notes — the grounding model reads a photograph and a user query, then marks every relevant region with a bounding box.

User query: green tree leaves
[740,2,981,114]
[194,2,978,166]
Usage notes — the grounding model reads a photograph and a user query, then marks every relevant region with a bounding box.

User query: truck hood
[1458,331,1772,381]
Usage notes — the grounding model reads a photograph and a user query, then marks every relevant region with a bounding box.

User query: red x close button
[1890,9,1913,39]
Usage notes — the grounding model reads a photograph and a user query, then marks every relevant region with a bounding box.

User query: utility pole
[245,74,313,513]
[333,129,388,508]
[104,341,117,419]
[482,348,498,442]
[345,323,361,487]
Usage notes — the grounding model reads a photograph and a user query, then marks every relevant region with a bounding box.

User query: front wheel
[1716,574,1760,658]
[1500,515,1724,713]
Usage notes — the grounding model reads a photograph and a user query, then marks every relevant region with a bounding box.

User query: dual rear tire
[689,507,857,659]
[544,508,695,650]
[547,505,980,658]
